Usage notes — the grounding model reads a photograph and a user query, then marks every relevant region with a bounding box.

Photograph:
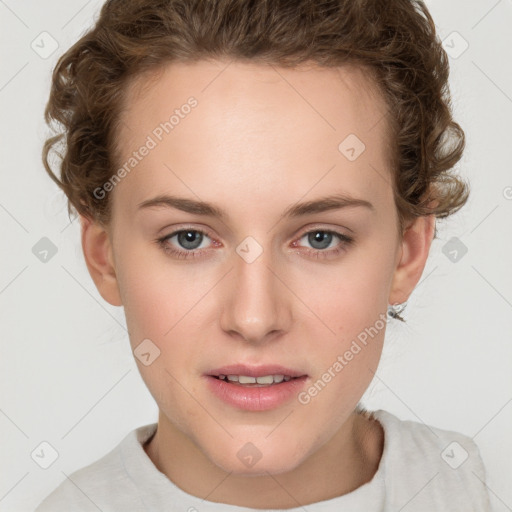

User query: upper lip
[206,364,307,378]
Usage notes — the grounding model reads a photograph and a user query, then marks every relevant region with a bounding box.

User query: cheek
[299,312,386,422]
[116,253,203,422]
[115,244,190,340]
[121,278,170,343]
[114,246,205,373]
[292,247,391,398]
[298,251,392,337]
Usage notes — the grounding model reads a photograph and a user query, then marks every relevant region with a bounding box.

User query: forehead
[113,59,393,219]
[119,59,388,140]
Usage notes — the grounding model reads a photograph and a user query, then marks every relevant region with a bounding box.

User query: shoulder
[367,409,492,511]
[34,423,157,512]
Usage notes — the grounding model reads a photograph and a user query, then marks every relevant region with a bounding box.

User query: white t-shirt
[35,409,492,511]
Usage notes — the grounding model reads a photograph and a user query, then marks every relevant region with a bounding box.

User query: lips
[206,364,307,379]
[204,366,309,411]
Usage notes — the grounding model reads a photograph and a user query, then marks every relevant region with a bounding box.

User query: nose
[219,243,292,345]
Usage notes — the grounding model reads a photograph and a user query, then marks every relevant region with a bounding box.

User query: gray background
[0,0,511,510]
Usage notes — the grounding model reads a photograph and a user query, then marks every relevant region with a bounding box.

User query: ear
[388,213,436,306]
[80,215,122,306]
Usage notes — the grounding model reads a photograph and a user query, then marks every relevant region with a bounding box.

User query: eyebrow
[137,193,375,219]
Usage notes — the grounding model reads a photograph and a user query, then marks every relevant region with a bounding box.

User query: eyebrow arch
[137,193,375,219]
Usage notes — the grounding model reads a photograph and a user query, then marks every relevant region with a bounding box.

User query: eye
[292,229,354,259]
[170,230,209,250]
[156,226,354,261]
[156,227,216,260]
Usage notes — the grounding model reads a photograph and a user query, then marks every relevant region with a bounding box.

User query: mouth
[212,374,300,386]
[206,364,307,386]
[204,364,309,410]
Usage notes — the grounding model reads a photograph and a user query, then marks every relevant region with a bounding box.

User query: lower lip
[204,375,309,411]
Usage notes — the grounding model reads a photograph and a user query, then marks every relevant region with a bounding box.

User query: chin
[204,436,308,476]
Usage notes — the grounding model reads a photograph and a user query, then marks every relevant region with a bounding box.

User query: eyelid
[156,222,215,237]
[293,222,353,237]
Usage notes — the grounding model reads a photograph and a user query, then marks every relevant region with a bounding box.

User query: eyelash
[155,226,354,261]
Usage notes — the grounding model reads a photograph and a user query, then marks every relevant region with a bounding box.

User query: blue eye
[156,227,354,260]
[157,228,213,260]
[301,230,347,250]
[171,230,207,251]
[293,230,354,259]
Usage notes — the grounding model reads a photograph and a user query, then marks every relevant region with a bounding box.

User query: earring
[387,301,407,322]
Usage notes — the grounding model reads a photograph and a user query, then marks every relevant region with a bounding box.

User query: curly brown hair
[43,0,468,243]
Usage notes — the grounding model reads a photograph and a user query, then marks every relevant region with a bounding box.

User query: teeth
[219,374,293,385]
[255,375,273,385]
[238,375,256,384]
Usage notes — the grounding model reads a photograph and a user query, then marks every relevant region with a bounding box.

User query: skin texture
[81,59,435,508]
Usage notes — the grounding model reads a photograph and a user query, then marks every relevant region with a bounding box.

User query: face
[90,59,414,475]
